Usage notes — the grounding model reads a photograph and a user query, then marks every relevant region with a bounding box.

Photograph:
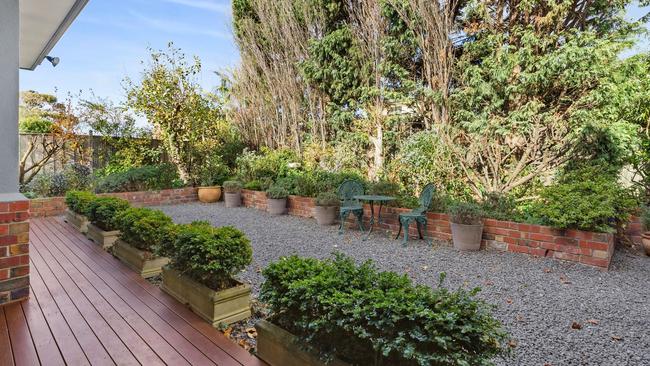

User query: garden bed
[159,202,650,366]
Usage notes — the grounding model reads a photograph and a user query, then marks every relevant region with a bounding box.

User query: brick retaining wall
[29,187,199,218]
[241,189,619,269]
[0,194,30,305]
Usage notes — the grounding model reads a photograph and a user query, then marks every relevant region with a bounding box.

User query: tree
[125,44,225,182]
[18,91,82,186]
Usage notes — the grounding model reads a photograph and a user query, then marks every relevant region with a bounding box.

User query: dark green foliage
[23,163,93,198]
[449,202,484,225]
[315,192,340,207]
[85,197,130,231]
[261,255,508,366]
[266,184,289,199]
[368,180,401,196]
[115,207,173,251]
[198,155,230,186]
[235,148,298,183]
[159,222,252,290]
[95,164,180,193]
[64,191,97,215]
[480,192,522,222]
[223,180,243,193]
[641,206,650,231]
[526,167,637,232]
[243,179,270,191]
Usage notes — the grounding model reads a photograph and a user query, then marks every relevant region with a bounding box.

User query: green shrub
[64,191,96,215]
[63,163,93,192]
[198,154,230,186]
[480,192,522,222]
[159,222,252,290]
[315,192,339,206]
[223,180,243,193]
[368,180,401,196]
[261,255,508,366]
[25,172,68,197]
[449,202,483,225]
[266,184,289,199]
[526,170,636,232]
[312,170,366,193]
[235,148,298,182]
[115,207,173,251]
[95,164,179,193]
[86,197,130,231]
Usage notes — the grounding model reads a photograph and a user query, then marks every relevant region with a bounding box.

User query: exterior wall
[0,194,30,305]
[241,190,618,269]
[625,215,643,247]
[0,0,20,193]
[30,187,199,217]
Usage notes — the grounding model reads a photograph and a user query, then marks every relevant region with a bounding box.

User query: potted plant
[641,206,650,256]
[113,207,172,278]
[448,202,484,251]
[64,190,96,233]
[256,255,507,366]
[85,197,130,249]
[197,164,229,203]
[159,222,253,325]
[266,184,289,215]
[313,192,339,226]
[223,180,243,208]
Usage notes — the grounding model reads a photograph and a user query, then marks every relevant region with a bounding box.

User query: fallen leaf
[571,321,582,330]
[484,280,494,286]
[611,335,623,341]
[559,275,572,284]
[543,268,552,273]
[238,339,251,350]
[515,314,524,322]
[421,265,428,270]
[508,339,518,348]
[246,327,258,338]
[506,298,513,304]
[544,363,552,366]
[586,319,599,325]
[223,327,233,338]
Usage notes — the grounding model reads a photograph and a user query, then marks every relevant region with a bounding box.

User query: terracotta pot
[224,192,241,208]
[314,206,337,226]
[197,186,222,203]
[450,222,484,251]
[267,198,287,215]
[642,232,650,256]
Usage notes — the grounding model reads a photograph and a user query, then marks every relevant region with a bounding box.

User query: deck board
[0,217,266,366]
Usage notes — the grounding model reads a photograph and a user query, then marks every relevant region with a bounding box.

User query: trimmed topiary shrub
[65,191,96,215]
[86,197,130,231]
[115,207,173,251]
[261,254,509,366]
[158,221,252,290]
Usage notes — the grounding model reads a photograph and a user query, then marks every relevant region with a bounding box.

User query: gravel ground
[158,202,650,366]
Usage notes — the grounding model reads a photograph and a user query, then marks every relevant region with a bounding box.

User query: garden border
[28,187,641,269]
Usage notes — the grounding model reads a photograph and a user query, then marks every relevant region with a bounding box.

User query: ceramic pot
[198,186,222,203]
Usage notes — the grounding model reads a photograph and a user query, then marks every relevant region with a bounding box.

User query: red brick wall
[625,215,644,246]
[0,197,30,305]
[240,190,618,269]
[30,187,199,218]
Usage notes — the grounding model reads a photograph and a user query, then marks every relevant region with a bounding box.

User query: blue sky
[20,0,237,103]
[20,1,650,105]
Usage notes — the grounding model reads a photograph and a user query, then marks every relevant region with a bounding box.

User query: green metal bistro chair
[395,183,436,245]
[338,180,365,234]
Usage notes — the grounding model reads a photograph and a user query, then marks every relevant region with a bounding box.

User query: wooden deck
[0,217,266,366]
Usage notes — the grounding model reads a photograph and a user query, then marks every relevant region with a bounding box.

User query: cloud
[162,0,231,16]
[129,10,231,40]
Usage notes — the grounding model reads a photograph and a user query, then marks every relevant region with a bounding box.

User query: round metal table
[353,195,396,240]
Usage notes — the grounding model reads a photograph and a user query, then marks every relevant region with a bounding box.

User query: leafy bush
[312,170,366,194]
[526,169,636,232]
[266,184,289,199]
[95,164,180,193]
[315,192,339,206]
[64,191,96,215]
[449,202,483,225]
[85,197,130,231]
[223,180,243,193]
[63,163,93,191]
[368,180,401,196]
[261,255,508,366]
[235,148,298,183]
[480,192,522,222]
[243,178,272,191]
[115,207,173,251]
[159,222,252,290]
[198,154,230,186]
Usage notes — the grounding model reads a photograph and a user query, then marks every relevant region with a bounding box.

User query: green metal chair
[395,183,436,245]
[338,180,365,234]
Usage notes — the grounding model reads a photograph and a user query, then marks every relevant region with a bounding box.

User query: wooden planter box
[161,267,251,325]
[86,223,120,249]
[255,320,349,366]
[65,209,89,233]
[112,239,169,278]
